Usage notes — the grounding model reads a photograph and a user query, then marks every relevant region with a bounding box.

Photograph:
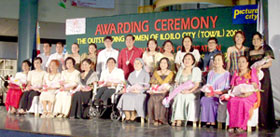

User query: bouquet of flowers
[200,84,223,97]
[162,80,194,108]
[219,83,259,104]
[250,56,273,80]
[148,83,171,93]
[8,76,27,90]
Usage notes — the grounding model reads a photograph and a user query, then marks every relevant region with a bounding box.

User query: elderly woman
[18,57,46,115]
[171,53,202,127]
[117,58,150,123]
[70,59,98,119]
[40,60,61,118]
[53,57,80,118]
[227,56,259,132]
[200,53,230,127]
[94,58,125,106]
[147,57,174,126]
[5,60,31,114]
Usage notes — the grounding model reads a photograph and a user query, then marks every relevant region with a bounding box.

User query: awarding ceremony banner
[66,5,258,54]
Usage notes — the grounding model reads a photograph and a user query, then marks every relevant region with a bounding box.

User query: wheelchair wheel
[88,106,101,118]
[110,111,121,121]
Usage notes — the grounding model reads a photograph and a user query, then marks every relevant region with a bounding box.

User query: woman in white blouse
[175,36,201,70]
[53,57,80,118]
[142,39,162,75]
[40,60,61,118]
[94,58,125,106]
[5,60,31,114]
[19,57,46,114]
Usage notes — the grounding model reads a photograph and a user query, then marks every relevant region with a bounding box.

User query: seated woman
[171,53,202,127]
[18,57,46,115]
[147,57,174,126]
[117,58,150,123]
[94,57,125,106]
[5,60,31,114]
[70,59,98,119]
[227,56,260,132]
[64,43,81,70]
[53,57,80,118]
[40,60,61,118]
[200,53,230,128]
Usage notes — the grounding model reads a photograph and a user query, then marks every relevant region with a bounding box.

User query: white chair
[226,108,259,132]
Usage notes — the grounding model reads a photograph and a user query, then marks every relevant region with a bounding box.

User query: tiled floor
[0,107,278,137]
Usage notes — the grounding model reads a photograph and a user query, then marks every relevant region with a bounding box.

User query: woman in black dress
[249,32,277,130]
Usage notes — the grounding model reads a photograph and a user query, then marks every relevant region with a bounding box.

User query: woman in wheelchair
[227,56,260,133]
[94,57,125,106]
[69,59,98,119]
[117,58,150,123]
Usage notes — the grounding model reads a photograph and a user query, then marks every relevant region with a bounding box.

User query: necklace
[235,45,243,51]
[125,49,134,65]
[48,73,57,81]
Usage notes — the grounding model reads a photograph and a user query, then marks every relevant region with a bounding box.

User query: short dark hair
[213,53,225,68]
[182,36,194,52]
[104,36,113,41]
[43,42,52,47]
[89,43,97,49]
[252,32,263,39]
[106,57,117,64]
[183,53,196,65]
[208,37,218,44]
[22,60,31,67]
[157,57,171,70]
[82,58,92,65]
[233,31,246,44]
[125,34,135,41]
[34,57,42,63]
[56,42,64,47]
[72,43,80,48]
[65,57,76,69]
[147,38,158,52]
[162,40,174,53]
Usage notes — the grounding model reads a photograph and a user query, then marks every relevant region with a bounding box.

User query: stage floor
[0,107,278,137]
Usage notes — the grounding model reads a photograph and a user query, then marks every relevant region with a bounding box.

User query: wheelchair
[87,83,123,121]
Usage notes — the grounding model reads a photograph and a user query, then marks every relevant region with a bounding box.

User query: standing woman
[148,57,175,126]
[227,56,259,132]
[226,31,249,74]
[5,60,31,114]
[53,57,80,118]
[81,43,97,70]
[161,40,176,72]
[142,39,162,74]
[65,43,81,70]
[18,57,46,115]
[200,54,230,127]
[175,36,201,70]
[249,32,277,129]
[117,58,150,123]
[40,60,61,118]
[171,53,202,127]
[70,59,98,119]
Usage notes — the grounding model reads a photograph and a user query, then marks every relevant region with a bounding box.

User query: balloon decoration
[58,0,67,9]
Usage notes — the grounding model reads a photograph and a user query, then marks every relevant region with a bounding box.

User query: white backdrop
[268,0,280,120]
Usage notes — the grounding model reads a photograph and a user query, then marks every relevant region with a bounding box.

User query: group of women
[4,31,277,133]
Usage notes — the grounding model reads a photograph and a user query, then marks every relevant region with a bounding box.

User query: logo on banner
[232,5,258,24]
[66,18,86,35]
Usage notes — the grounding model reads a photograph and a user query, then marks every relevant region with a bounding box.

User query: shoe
[228,128,234,133]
